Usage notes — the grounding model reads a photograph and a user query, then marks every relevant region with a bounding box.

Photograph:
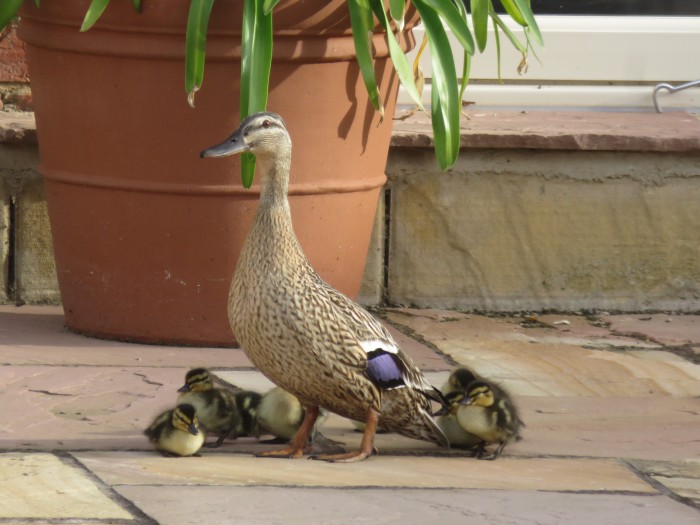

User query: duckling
[257,387,328,444]
[144,403,205,457]
[444,381,524,460]
[233,389,263,438]
[177,368,241,447]
[435,366,483,449]
[201,112,448,462]
[441,366,480,395]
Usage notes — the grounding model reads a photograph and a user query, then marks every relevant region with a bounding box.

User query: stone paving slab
[0,305,251,368]
[0,365,184,451]
[75,451,653,492]
[603,313,700,347]
[1,305,699,523]
[630,459,700,506]
[0,452,133,520]
[384,309,700,397]
[115,486,700,525]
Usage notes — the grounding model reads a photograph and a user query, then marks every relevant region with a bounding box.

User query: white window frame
[399,16,700,111]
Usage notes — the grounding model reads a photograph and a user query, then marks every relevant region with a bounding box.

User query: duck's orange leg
[256,405,319,459]
[311,406,379,463]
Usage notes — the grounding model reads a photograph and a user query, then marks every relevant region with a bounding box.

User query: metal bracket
[653,79,700,112]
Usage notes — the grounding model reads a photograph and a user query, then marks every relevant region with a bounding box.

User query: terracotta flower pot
[18,0,416,346]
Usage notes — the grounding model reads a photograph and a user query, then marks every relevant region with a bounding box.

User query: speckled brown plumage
[202,113,448,459]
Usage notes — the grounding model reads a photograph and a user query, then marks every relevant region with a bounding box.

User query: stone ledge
[4,109,700,153]
[392,109,700,153]
[0,111,36,145]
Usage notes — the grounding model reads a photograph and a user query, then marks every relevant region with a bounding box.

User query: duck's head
[200,112,290,159]
[464,381,495,408]
[172,404,201,436]
[178,368,214,393]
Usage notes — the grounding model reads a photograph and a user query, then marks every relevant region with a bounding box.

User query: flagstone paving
[0,304,698,524]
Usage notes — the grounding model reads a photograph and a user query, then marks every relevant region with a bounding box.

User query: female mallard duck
[257,386,328,444]
[177,368,242,447]
[201,112,448,462]
[441,381,524,460]
[144,404,205,457]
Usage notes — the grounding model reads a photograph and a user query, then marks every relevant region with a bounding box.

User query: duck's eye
[262,120,270,128]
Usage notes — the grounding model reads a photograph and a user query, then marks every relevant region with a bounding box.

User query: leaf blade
[370,0,424,110]
[413,0,460,169]
[80,0,111,32]
[470,0,489,53]
[421,0,474,55]
[185,0,215,107]
[347,0,384,118]
[240,0,273,188]
[0,0,23,31]
[511,0,543,45]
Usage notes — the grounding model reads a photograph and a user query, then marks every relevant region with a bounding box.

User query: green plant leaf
[511,0,543,45]
[347,0,384,119]
[80,0,111,32]
[369,0,423,110]
[454,0,471,100]
[185,0,215,108]
[492,13,502,82]
[240,0,273,188]
[262,0,280,15]
[131,0,141,13]
[489,8,527,54]
[497,0,526,26]
[470,0,489,53]
[413,0,459,169]
[0,0,23,31]
[389,0,405,30]
[420,0,474,55]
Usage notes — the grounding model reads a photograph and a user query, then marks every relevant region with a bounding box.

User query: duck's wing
[306,273,446,407]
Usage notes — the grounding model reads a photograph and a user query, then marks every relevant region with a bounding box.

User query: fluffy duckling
[177,368,241,447]
[233,389,263,438]
[443,381,524,460]
[144,404,205,457]
[257,387,328,444]
[441,366,480,395]
[436,366,483,449]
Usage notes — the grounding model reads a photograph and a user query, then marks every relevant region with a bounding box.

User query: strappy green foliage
[1,0,541,183]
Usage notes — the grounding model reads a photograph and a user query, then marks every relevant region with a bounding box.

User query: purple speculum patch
[365,350,405,389]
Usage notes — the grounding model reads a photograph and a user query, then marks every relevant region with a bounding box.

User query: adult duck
[201,113,448,462]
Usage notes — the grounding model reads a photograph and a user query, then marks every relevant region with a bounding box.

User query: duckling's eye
[262,120,270,128]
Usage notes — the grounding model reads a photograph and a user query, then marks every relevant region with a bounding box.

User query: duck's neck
[256,153,291,210]
[248,151,301,258]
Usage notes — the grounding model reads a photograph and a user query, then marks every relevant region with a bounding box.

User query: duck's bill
[177,384,190,393]
[200,129,249,158]
[433,406,450,417]
[188,424,200,436]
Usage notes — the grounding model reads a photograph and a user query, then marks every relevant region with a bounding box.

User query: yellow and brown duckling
[233,389,263,438]
[441,366,481,395]
[436,366,483,449]
[257,387,328,444]
[439,381,524,460]
[177,368,242,447]
[201,113,448,462]
[144,403,205,457]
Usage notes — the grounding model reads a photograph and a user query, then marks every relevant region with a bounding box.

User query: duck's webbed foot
[255,405,319,459]
[310,407,379,463]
